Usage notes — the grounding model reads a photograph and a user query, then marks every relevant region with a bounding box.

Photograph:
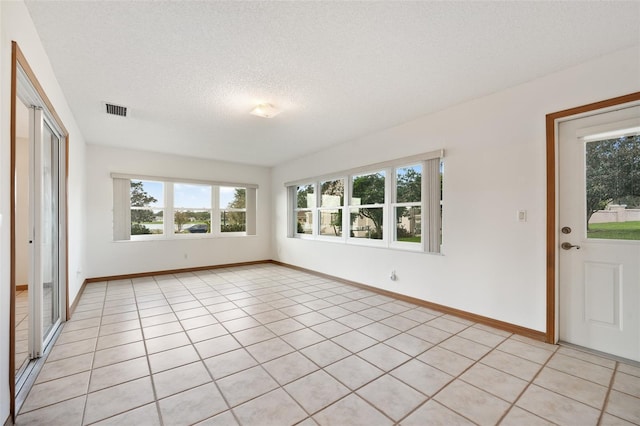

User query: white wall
[272,46,640,333]
[85,145,272,278]
[1,2,87,421]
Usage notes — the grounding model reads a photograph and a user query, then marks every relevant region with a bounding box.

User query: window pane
[175,183,211,209]
[350,207,383,239]
[175,210,211,234]
[297,210,313,234]
[131,208,163,235]
[220,187,245,209]
[321,179,344,207]
[221,211,246,232]
[396,206,421,243]
[352,171,385,205]
[396,165,421,203]
[131,180,163,235]
[586,134,640,240]
[297,184,315,209]
[319,209,342,237]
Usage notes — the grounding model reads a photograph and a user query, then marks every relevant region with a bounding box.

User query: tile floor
[15,289,29,375]
[15,264,640,425]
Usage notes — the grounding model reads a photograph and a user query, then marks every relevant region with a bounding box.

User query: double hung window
[319,179,344,237]
[286,151,443,253]
[113,174,257,240]
[295,184,315,235]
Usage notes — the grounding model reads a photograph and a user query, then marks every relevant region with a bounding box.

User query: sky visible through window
[136,181,237,208]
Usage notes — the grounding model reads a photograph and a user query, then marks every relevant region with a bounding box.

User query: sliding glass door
[28,107,62,358]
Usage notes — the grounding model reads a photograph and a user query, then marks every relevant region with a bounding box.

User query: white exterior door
[558,104,640,361]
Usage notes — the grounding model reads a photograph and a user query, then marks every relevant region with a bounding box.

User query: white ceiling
[24,1,640,167]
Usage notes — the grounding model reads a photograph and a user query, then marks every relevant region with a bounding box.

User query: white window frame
[348,170,387,247]
[219,186,248,236]
[285,150,443,253]
[293,183,316,238]
[390,163,424,251]
[317,177,345,240]
[112,173,258,241]
[173,182,213,236]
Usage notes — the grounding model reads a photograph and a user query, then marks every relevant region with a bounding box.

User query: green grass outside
[588,221,640,240]
[398,236,421,243]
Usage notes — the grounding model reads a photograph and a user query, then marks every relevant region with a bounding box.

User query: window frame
[112,173,258,241]
[293,183,316,238]
[172,182,213,236]
[317,177,346,240]
[390,163,424,251]
[348,170,387,246]
[219,186,248,235]
[285,150,444,253]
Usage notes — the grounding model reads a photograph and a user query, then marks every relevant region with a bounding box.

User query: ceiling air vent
[105,103,127,117]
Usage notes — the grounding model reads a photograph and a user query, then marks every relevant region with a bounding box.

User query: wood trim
[65,134,70,321]
[85,260,273,284]
[9,41,72,422]
[14,44,69,137]
[69,279,88,318]
[270,261,546,341]
[84,258,544,340]
[9,40,18,425]
[545,91,640,344]
[15,285,28,292]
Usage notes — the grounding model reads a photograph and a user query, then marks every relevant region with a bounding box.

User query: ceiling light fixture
[250,103,281,119]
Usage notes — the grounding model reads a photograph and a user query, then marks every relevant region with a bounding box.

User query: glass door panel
[40,121,59,341]
[28,107,61,358]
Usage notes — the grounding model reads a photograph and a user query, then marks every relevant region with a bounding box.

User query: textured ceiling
[24,1,640,167]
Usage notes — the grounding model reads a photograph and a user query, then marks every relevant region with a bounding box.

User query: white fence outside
[589,205,640,224]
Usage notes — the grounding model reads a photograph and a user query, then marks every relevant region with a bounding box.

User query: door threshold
[14,325,64,415]
[558,340,640,367]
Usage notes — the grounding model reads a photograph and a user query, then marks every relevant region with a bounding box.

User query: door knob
[561,242,580,250]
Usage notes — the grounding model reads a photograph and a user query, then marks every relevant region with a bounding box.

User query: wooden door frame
[10,41,70,422]
[545,91,640,344]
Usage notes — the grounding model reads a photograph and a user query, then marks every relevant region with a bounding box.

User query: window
[295,184,314,235]
[350,171,385,240]
[285,150,443,253]
[394,165,422,243]
[130,179,164,236]
[113,174,257,240]
[220,187,246,233]
[174,183,212,234]
[319,179,344,237]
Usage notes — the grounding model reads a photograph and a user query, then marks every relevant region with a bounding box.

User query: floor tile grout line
[130,276,168,426]
[596,361,618,426]
[498,342,560,425]
[79,281,108,426]
[18,264,640,425]
[169,273,250,426]
[393,321,485,425]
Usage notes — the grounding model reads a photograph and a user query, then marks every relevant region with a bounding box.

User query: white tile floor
[15,289,29,375]
[15,264,640,425]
